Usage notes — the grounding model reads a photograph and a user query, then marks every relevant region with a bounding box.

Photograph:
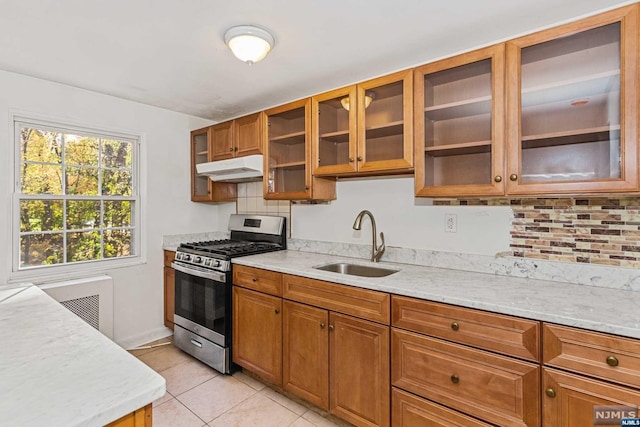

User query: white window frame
[11,116,143,280]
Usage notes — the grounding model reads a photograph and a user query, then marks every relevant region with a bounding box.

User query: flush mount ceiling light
[341,92,375,111]
[224,25,275,65]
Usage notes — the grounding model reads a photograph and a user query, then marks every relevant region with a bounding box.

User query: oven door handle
[172,262,226,283]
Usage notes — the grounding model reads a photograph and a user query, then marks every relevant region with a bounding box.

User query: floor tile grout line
[201,382,261,425]
[166,372,221,399]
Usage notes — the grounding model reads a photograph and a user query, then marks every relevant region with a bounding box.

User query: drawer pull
[606,355,619,367]
[451,322,459,331]
[252,277,257,282]
[275,308,280,314]
[320,323,325,329]
[450,374,459,384]
[545,388,556,398]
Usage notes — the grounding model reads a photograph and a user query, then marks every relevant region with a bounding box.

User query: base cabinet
[543,368,640,427]
[105,404,152,427]
[163,250,175,330]
[232,286,283,385]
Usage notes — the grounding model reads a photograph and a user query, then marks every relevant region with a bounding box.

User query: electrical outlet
[445,213,457,233]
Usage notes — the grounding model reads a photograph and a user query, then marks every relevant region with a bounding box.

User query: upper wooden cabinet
[414,45,506,197]
[190,126,237,203]
[313,70,413,177]
[506,5,639,195]
[263,99,336,200]
[210,112,263,161]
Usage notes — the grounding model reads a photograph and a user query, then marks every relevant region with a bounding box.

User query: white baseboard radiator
[40,275,114,339]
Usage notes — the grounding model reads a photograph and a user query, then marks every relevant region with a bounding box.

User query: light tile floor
[131,338,347,427]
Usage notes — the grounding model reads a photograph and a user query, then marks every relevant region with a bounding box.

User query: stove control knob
[194,256,202,264]
[204,259,212,267]
[213,260,221,268]
[184,254,191,261]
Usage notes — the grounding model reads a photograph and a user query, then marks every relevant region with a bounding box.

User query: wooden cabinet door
[163,266,175,330]
[414,44,505,198]
[210,121,234,161]
[283,300,329,410]
[506,5,638,195]
[190,126,213,202]
[330,312,390,427]
[232,286,282,385]
[358,69,413,174]
[543,368,640,427]
[234,112,263,157]
[264,99,335,201]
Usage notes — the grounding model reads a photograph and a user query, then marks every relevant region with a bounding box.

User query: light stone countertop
[233,250,640,340]
[0,285,165,427]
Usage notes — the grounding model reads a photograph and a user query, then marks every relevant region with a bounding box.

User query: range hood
[196,154,263,182]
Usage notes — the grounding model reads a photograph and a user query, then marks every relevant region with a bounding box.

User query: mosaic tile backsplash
[435,197,640,267]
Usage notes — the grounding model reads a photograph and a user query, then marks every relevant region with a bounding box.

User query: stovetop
[179,239,283,258]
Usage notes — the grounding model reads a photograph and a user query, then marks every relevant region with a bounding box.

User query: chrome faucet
[352,210,385,262]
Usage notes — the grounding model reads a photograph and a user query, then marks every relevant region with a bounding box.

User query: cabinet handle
[252,277,257,282]
[451,322,459,331]
[606,355,619,367]
[357,156,363,161]
[509,174,518,181]
[450,374,459,384]
[305,185,310,190]
[545,388,556,398]
[494,175,502,183]
[328,325,334,331]
[320,323,325,329]
[229,147,234,152]
[274,308,280,314]
[234,147,238,152]
[349,157,354,162]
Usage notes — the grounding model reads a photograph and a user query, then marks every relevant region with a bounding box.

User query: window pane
[67,231,101,262]
[102,139,132,168]
[104,200,132,227]
[21,128,62,164]
[65,134,99,166]
[104,229,132,258]
[102,170,132,196]
[21,163,63,194]
[20,200,63,231]
[67,200,100,229]
[65,166,99,195]
[20,233,63,267]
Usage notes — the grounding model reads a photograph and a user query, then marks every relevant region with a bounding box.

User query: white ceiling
[0,0,632,122]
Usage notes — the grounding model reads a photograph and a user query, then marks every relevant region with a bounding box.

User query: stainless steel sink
[313,262,398,278]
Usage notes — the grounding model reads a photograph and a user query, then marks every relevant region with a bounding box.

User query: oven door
[172,261,229,347]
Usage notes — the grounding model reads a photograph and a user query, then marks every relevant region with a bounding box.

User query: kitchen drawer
[164,250,175,267]
[392,388,493,427]
[392,295,540,361]
[283,274,390,324]
[233,265,283,296]
[543,323,640,389]
[391,328,539,427]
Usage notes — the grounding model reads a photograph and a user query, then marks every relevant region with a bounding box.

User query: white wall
[0,70,235,347]
[291,177,512,256]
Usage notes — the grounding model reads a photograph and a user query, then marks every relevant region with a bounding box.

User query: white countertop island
[0,284,165,427]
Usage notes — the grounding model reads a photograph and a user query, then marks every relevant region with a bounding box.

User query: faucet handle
[374,231,385,262]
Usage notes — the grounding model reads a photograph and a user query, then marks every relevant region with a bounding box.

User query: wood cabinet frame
[190,126,237,202]
[505,5,639,195]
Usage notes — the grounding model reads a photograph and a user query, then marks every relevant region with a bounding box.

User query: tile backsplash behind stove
[236,181,291,236]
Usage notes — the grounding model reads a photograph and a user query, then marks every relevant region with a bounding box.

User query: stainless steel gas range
[171,214,286,374]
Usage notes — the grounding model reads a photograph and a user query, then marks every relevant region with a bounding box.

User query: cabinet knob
[229,147,234,152]
[451,322,459,331]
[450,374,459,384]
[320,323,325,329]
[606,355,619,367]
[494,175,502,183]
[545,388,556,398]
[509,174,518,181]
[234,147,238,152]
[274,308,280,314]
[349,157,354,163]
[328,325,334,331]
[252,277,257,282]
[305,186,310,190]
[357,156,363,161]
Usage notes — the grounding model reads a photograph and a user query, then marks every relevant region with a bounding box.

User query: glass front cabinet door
[414,44,506,197]
[313,70,413,177]
[264,99,336,200]
[505,5,638,195]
